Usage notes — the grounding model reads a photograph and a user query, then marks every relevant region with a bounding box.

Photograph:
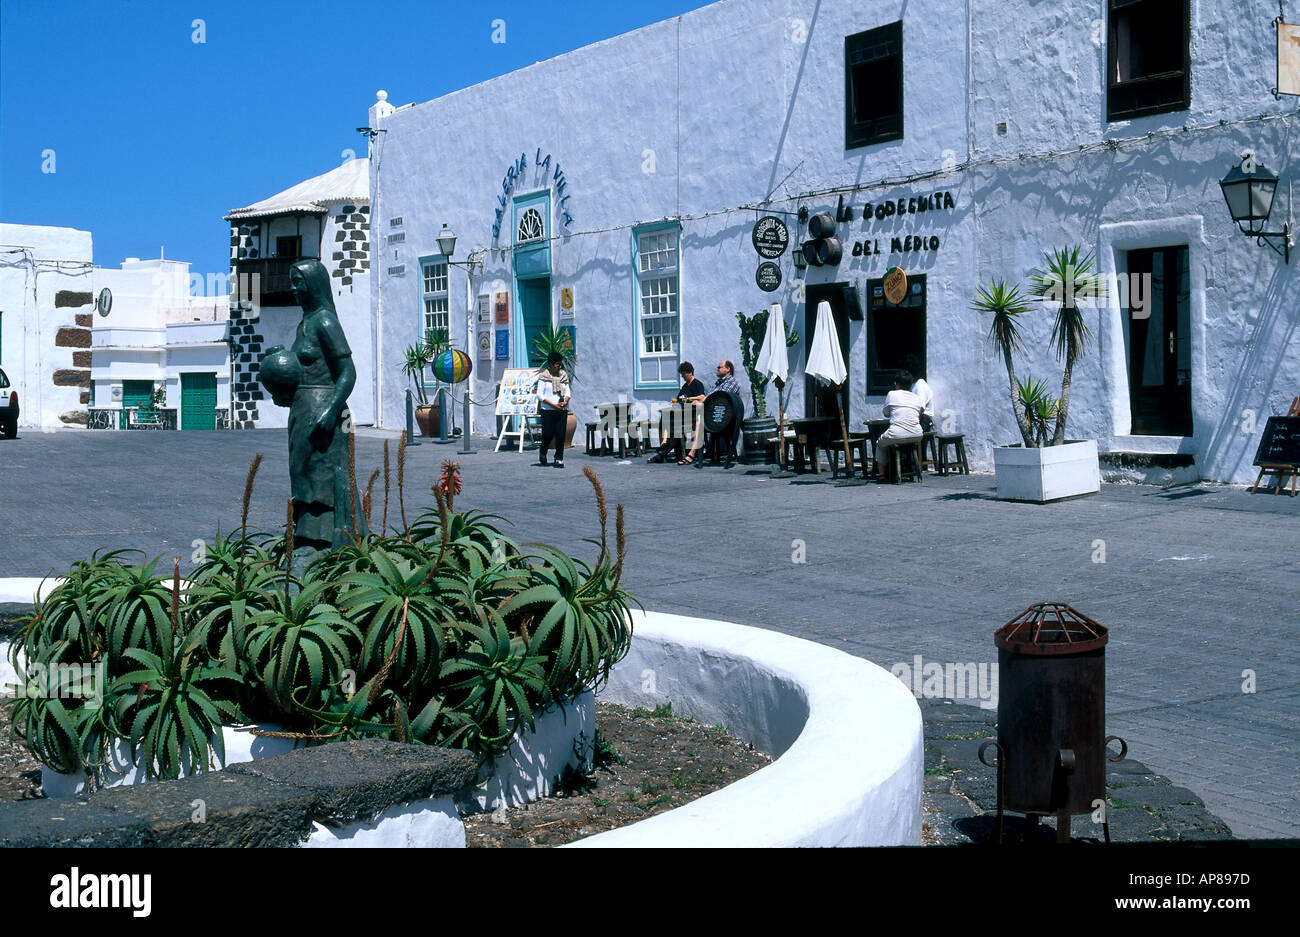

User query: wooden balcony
[232,257,318,307]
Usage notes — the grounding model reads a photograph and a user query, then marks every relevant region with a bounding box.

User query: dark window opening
[846,22,903,149]
[1124,246,1192,436]
[866,274,926,396]
[275,236,303,260]
[1107,0,1190,121]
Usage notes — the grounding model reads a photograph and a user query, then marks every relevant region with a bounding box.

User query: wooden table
[656,401,704,461]
[787,416,838,473]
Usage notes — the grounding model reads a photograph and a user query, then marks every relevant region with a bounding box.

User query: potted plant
[402,337,438,437]
[974,245,1102,502]
[532,324,578,448]
[736,309,799,462]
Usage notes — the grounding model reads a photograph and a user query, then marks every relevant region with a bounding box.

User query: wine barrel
[802,240,823,267]
[815,237,843,266]
[808,212,836,239]
[741,415,778,463]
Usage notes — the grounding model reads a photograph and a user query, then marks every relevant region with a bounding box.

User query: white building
[225,158,375,429]
[0,223,95,429]
[367,0,1300,485]
[88,257,231,430]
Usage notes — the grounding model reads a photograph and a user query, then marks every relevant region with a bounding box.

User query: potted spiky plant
[402,340,438,437]
[974,245,1102,502]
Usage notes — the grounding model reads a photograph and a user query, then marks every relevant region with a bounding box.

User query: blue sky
[0,0,710,279]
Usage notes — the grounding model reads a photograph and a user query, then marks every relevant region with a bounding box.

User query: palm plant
[973,279,1035,447]
[531,324,577,378]
[402,342,435,406]
[1017,377,1060,448]
[1028,245,1100,446]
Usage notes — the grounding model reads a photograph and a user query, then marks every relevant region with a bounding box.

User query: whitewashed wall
[370,0,1300,483]
[0,224,95,428]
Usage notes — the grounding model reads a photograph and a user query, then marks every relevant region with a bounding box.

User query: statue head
[289,259,334,314]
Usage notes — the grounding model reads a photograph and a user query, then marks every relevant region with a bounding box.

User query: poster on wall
[559,287,575,319]
[494,329,510,361]
[1279,22,1300,96]
[477,294,492,324]
[494,292,510,325]
[495,368,539,417]
[477,330,492,361]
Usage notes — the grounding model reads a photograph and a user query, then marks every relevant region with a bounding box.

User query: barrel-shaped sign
[702,389,744,434]
[432,348,473,384]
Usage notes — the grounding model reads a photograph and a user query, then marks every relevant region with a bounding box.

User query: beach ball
[432,348,472,384]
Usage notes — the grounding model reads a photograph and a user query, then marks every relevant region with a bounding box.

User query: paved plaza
[1,428,1297,838]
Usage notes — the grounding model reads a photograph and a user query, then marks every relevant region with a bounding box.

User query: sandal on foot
[678,454,696,465]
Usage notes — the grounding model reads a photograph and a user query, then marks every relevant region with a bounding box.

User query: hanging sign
[752,216,790,259]
[882,266,908,305]
[1279,22,1300,96]
[756,262,782,292]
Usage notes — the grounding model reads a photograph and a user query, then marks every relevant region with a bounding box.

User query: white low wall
[569,611,924,848]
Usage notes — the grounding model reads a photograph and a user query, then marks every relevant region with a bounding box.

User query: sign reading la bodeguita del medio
[847,189,957,258]
[492,149,575,242]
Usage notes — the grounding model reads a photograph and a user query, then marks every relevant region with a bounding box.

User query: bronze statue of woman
[258,259,365,551]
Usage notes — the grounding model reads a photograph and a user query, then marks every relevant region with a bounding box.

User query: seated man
[682,360,742,467]
[875,370,924,481]
[902,354,935,432]
[648,361,707,462]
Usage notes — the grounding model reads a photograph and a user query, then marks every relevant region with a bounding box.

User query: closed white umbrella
[804,300,852,473]
[756,302,790,469]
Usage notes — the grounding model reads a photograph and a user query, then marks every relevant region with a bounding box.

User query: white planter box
[993,439,1100,503]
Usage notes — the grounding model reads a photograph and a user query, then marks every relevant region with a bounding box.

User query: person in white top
[903,354,935,432]
[875,371,924,481]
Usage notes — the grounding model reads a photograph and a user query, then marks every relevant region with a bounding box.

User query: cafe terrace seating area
[581,400,970,482]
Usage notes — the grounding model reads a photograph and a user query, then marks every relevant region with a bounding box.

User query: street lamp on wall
[436,223,485,454]
[1219,151,1292,263]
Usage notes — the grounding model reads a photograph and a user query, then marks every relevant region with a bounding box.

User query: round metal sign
[96,288,113,317]
[752,216,790,259]
[883,266,908,305]
[756,261,782,292]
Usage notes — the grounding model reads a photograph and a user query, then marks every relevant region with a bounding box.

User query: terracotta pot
[414,404,440,438]
[565,411,578,448]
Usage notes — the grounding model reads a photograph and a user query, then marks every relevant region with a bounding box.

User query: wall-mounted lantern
[1219,151,1292,263]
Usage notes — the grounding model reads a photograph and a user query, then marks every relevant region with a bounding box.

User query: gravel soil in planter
[462,702,770,847]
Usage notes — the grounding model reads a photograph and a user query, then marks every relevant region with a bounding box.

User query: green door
[181,373,217,430]
[518,277,551,368]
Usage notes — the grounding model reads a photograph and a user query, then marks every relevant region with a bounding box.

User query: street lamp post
[437,223,482,455]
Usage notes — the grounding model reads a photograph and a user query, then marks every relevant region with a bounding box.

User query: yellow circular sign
[883,267,908,305]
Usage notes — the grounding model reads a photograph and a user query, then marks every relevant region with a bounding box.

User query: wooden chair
[828,435,871,479]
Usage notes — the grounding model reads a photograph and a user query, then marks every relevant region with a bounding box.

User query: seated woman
[648,361,707,462]
[875,370,924,481]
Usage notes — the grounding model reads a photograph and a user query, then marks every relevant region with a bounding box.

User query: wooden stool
[936,433,970,475]
[890,440,924,483]
[785,434,815,473]
[829,437,871,479]
[920,431,938,473]
[628,419,653,457]
[585,422,599,455]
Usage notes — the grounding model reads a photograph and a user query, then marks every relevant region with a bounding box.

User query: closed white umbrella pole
[805,300,852,473]
[756,302,790,468]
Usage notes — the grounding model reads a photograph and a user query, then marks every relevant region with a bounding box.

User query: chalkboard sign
[1253,416,1300,467]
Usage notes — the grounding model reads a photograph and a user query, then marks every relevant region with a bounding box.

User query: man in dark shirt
[648,362,706,462]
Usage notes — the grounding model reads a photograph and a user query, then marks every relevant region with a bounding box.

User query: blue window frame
[417,253,449,392]
[632,222,681,390]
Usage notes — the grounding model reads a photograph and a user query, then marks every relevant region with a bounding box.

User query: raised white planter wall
[993,440,1100,502]
[571,611,923,848]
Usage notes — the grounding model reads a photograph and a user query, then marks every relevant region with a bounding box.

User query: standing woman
[259,259,364,550]
[536,352,571,468]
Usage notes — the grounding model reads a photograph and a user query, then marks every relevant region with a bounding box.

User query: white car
[0,367,18,438]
